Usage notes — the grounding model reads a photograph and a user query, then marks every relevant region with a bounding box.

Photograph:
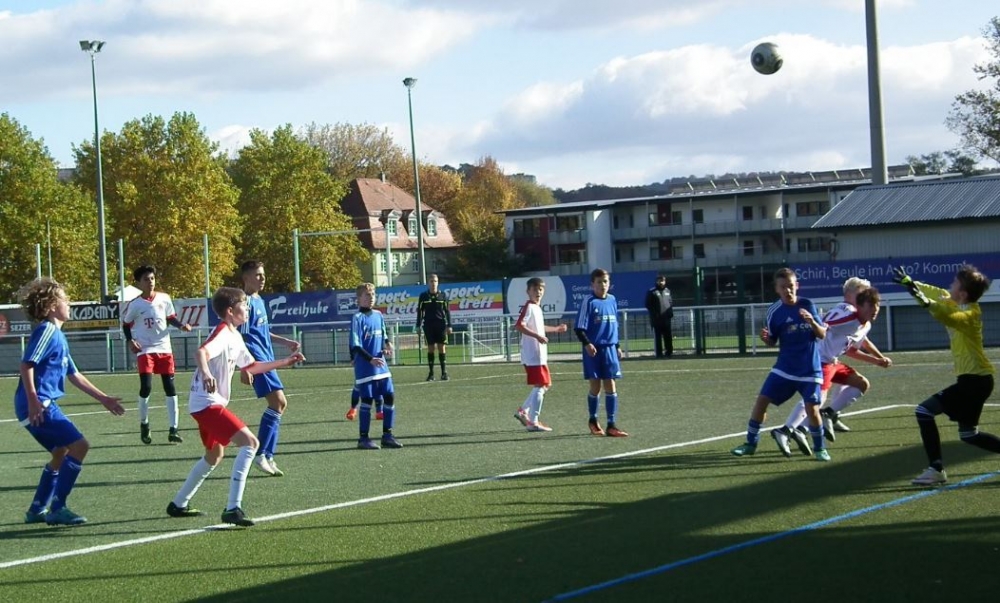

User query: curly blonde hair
[18,278,67,322]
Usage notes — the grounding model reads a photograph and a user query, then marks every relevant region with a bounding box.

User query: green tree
[74,113,241,297]
[0,114,100,301]
[387,161,463,217]
[510,174,557,207]
[231,125,367,292]
[947,16,1000,163]
[299,122,408,183]
[906,150,982,176]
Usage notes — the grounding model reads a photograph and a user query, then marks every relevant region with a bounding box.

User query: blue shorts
[582,346,622,380]
[21,402,85,451]
[759,372,821,406]
[252,369,284,398]
[357,377,394,401]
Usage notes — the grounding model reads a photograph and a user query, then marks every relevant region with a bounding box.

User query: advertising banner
[793,252,1000,299]
[505,270,660,316]
[373,280,504,323]
[0,306,33,337]
[64,302,119,331]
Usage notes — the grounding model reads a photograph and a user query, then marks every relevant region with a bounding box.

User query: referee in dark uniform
[416,274,452,381]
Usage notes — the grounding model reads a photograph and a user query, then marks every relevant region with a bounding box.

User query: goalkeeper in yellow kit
[893,264,998,486]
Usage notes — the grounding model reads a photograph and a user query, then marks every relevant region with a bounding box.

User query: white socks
[138,396,150,424]
[173,457,215,508]
[166,395,179,428]
[228,446,256,510]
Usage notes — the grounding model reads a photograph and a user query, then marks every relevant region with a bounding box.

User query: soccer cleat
[426,372,435,382]
[911,466,947,486]
[730,443,757,457]
[221,507,255,527]
[605,425,629,437]
[771,428,792,458]
[380,434,404,449]
[45,507,87,526]
[814,449,832,462]
[588,419,605,436]
[788,426,813,456]
[526,422,553,432]
[514,408,530,427]
[253,455,276,476]
[358,437,380,450]
[24,510,48,524]
[140,422,152,445]
[441,372,450,381]
[166,501,204,518]
[168,427,183,444]
[345,408,358,421]
[375,411,385,421]
[268,459,285,477]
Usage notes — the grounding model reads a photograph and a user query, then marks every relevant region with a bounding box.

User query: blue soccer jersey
[240,293,275,362]
[14,321,77,421]
[575,294,619,346]
[351,309,392,386]
[766,298,823,382]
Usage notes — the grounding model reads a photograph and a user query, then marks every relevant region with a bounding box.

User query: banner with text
[792,252,1000,299]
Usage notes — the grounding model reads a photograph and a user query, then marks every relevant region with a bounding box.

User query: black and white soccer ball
[750,42,782,75]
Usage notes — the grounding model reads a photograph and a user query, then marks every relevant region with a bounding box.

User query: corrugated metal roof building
[812,175,1000,261]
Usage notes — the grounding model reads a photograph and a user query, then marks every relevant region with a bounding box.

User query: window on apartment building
[613,215,619,229]
[672,246,683,259]
[692,209,704,224]
[671,211,682,225]
[614,246,635,263]
[743,240,755,256]
[648,212,658,226]
[795,201,830,217]
[386,219,397,236]
[759,205,768,219]
[427,217,438,237]
[796,237,829,252]
[694,243,705,258]
[411,253,420,271]
[408,216,418,237]
[512,218,542,237]
[555,215,582,231]
[742,206,753,220]
[556,248,586,265]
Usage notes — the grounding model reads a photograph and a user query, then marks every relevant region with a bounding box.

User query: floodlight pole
[403,77,428,285]
[80,40,109,298]
[865,0,888,185]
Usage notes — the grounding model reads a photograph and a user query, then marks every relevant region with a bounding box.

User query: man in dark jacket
[645,275,674,358]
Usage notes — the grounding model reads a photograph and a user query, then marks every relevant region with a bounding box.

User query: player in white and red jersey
[513,278,568,432]
[121,266,192,445]
[772,279,891,457]
[167,287,304,527]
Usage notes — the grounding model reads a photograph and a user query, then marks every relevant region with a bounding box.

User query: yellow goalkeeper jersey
[916,282,994,377]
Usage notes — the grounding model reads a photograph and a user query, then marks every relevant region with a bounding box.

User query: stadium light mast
[865,0,888,185]
[80,39,109,299]
[403,77,428,285]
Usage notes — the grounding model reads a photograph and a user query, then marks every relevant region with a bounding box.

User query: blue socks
[359,402,373,437]
[746,419,762,445]
[50,456,82,512]
[29,464,58,513]
[257,408,282,459]
[605,394,619,424]
[587,394,599,419]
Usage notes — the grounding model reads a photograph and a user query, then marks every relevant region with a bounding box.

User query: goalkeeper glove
[892,266,930,307]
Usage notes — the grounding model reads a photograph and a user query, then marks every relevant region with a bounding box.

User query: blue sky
[1,0,997,190]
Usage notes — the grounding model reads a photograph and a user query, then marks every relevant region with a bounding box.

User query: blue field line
[543,470,1000,602]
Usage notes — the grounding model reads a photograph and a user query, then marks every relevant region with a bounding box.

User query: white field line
[0,403,914,570]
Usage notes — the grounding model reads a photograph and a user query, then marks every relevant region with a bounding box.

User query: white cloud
[447,32,991,186]
[0,0,489,102]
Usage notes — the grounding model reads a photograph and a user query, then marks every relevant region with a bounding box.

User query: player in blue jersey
[575,268,629,437]
[351,282,402,450]
[239,260,301,477]
[732,268,830,460]
[14,278,126,526]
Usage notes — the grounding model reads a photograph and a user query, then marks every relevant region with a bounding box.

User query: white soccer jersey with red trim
[188,324,256,413]
[818,302,871,363]
[516,301,547,367]
[122,293,178,355]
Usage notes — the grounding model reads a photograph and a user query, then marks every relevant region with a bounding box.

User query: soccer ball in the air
[750,42,782,75]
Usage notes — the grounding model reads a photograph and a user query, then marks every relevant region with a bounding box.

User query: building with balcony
[503,165,940,303]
